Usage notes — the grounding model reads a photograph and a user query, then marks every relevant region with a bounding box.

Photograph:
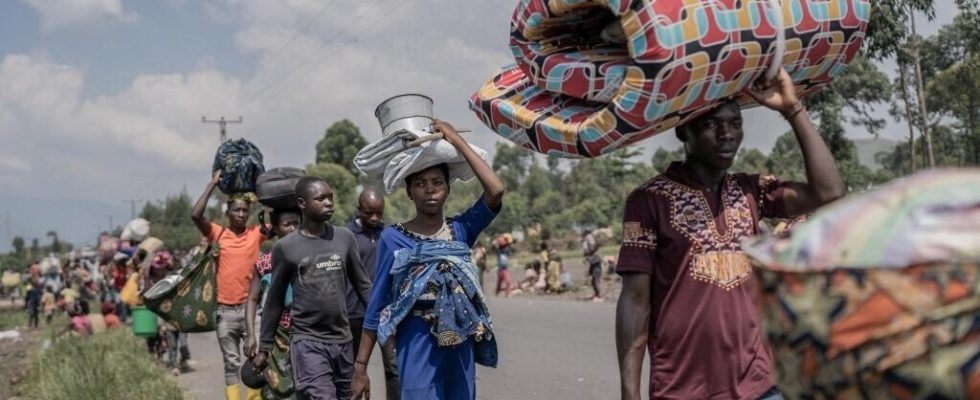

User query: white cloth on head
[121,218,150,242]
[354,128,488,193]
[353,129,420,176]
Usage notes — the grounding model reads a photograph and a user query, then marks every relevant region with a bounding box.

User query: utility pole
[3,212,9,247]
[202,116,243,143]
[123,199,142,220]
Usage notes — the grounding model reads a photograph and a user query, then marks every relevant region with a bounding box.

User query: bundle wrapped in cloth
[743,169,980,400]
[471,0,871,158]
[256,167,305,210]
[354,94,488,193]
[121,218,150,242]
[213,138,265,194]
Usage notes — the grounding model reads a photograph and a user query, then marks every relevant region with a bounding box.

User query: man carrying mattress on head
[615,69,846,400]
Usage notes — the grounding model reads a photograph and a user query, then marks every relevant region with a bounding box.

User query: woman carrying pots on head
[352,119,504,400]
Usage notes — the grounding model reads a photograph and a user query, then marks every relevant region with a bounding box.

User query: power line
[265,0,340,62]
[233,0,399,107]
[216,0,340,105]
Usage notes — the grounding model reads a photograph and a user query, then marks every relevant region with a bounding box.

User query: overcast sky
[0,1,960,250]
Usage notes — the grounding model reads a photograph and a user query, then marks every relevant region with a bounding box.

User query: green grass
[0,309,26,330]
[26,329,183,400]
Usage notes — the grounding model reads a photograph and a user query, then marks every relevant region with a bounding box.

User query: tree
[891,56,919,173]
[803,55,891,191]
[11,237,24,255]
[924,14,980,164]
[46,231,60,254]
[731,148,770,174]
[908,8,936,167]
[651,146,684,173]
[877,124,973,176]
[865,0,935,61]
[30,238,40,256]
[492,142,534,190]
[766,132,806,182]
[306,162,358,224]
[928,54,980,164]
[140,201,164,224]
[315,119,368,176]
[140,191,208,251]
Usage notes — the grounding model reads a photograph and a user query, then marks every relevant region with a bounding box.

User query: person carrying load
[616,69,845,400]
[351,94,504,400]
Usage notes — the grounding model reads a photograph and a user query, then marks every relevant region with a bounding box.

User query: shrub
[27,329,182,400]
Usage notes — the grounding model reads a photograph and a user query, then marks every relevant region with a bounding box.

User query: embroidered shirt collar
[664,162,730,192]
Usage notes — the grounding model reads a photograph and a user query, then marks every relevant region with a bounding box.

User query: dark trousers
[290,338,354,400]
[28,308,39,328]
[350,317,401,400]
[588,261,602,297]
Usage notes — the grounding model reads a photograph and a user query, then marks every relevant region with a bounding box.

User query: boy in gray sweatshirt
[255,176,372,400]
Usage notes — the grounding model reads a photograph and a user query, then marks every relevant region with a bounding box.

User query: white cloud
[0,54,241,200]
[0,0,516,204]
[20,0,139,31]
[2,0,854,206]
[0,156,31,174]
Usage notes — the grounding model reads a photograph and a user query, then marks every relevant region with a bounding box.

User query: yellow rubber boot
[245,387,262,400]
[225,384,242,400]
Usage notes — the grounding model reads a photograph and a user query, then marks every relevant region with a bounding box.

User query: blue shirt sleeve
[362,231,395,332]
[453,196,499,247]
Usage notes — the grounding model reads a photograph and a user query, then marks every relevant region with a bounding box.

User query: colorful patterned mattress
[744,169,980,399]
[470,0,871,157]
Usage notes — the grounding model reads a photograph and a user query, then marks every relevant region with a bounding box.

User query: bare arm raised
[191,170,222,236]
[432,119,505,212]
[746,69,845,216]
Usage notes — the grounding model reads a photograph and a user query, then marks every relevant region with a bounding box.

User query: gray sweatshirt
[259,225,372,351]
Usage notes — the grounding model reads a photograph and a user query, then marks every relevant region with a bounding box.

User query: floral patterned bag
[262,325,296,399]
[144,233,221,333]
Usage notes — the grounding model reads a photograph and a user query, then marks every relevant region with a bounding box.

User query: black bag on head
[212,138,265,194]
[256,167,305,210]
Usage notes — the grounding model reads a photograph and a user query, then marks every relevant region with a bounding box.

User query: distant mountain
[853,138,899,170]
[0,194,131,254]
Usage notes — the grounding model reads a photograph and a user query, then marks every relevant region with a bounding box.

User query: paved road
[177,296,649,399]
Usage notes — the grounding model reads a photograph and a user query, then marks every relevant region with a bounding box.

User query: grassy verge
[0,308,26,330]
[25,328,183,400]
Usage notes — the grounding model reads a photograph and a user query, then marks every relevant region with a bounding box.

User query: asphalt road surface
[177,296,649,399]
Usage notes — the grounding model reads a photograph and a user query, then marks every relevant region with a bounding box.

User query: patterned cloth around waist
[377,240,497,367]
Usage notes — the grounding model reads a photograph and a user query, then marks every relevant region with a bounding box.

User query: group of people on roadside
[9,68,846,400]
[199,69,844,400]
[14,237,160,337]
[190,119,502,400]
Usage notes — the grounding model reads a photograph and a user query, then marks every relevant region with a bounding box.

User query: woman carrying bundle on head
[352,119,504,400]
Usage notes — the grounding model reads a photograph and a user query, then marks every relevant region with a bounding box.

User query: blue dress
[363,197,497,400]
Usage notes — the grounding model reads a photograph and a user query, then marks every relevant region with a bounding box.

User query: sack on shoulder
[144,243,219,333]
[120,272,142,306]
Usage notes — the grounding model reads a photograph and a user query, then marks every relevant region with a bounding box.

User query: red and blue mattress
[470,0,871,158]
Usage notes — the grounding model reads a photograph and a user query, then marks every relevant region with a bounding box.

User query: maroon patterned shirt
[255,252,291,329]
[617,162,791,400]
